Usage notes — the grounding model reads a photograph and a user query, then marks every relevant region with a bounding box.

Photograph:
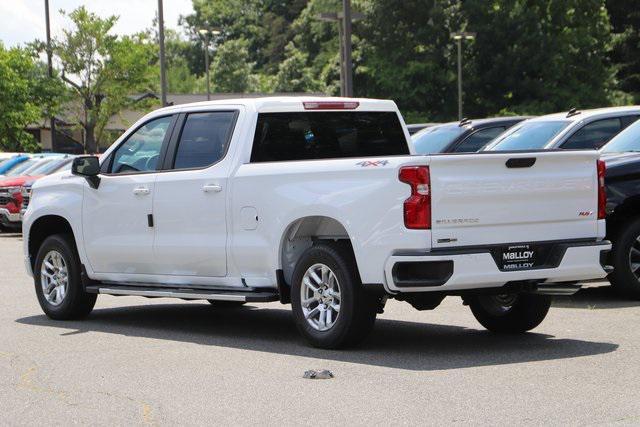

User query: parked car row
[410,105,640,299]
[0,153,76,231]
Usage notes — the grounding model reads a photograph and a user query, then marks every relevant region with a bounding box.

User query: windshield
[5,159,39,176]
[486,121,570,151]
[601,120,640,153]
[411,124,466,154]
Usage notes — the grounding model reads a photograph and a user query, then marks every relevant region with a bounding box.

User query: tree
[210,38,254,92]
[53,7,156,153]
[0,43,66,152]
[274,42,323,92]
[356,0,462,121]
[462,0,615,117]
[607,0,640,102]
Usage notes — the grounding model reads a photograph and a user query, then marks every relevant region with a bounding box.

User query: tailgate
[428,151,599,249]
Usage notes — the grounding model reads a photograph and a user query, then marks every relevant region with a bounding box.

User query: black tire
[608,217,640,299]
[468,293,551,333]
[34,234,97,320]
[207,300,246,307]
[290,241,378,349]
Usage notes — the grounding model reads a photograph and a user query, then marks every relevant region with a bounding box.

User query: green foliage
[211,38,254,92]
[0,43,66,152]
[275,42,323,92]
[607,0,640,102]
[53,6,156,153]
[462,0,614,117]
[355,0,462,120]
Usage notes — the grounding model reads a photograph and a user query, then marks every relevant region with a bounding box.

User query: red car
[0,157,74,231]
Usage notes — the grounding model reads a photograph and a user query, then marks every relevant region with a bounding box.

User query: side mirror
[72,156,101,189]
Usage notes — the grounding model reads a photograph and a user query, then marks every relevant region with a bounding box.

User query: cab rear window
[250,112,409,162]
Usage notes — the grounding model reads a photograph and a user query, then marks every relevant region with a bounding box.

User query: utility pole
[316,7,363,97]
[45,0,56,151]
[451,31,476,121]
[157,0,168,107]
[198,29,220,101]
[342,0,353,97]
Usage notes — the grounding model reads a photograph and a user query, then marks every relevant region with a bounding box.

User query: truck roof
[153,96,400,115]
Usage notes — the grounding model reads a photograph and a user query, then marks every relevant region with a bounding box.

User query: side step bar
[86,284,279,303]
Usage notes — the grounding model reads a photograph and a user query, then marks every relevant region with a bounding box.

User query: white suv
[485,106,640,151]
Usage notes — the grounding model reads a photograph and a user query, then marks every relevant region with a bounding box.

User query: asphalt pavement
[1,232,639,425]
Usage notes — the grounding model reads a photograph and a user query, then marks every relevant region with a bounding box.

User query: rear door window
[172,111,236,170]
[250,112,408,162]
[454,126,506,152]
[562,118,622,150]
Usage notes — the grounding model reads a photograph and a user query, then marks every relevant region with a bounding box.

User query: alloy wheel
[300,263,341,331]
[40,250,69,306]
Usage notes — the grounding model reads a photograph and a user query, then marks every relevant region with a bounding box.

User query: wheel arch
[28,215,75,270]
[278,216,356,287]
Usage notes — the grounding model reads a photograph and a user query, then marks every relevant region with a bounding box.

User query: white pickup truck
[23,97,611,348]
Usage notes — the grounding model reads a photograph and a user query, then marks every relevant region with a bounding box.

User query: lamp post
[451,31,476,120]
[316,7,364,97]
[44,0,56,151]
[198,28,221,101]
[157,0,168,107]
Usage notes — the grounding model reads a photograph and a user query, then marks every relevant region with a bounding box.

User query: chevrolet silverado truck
[22,97,611,349]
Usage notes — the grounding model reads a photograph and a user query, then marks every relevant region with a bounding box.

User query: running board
[86,284,279,302]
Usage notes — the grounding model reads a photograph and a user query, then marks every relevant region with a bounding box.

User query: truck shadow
[16,303,618,371]
[553,285,640,310]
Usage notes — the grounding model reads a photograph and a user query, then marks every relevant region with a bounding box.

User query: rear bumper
[0,208,20,225]
[383,240,611,294]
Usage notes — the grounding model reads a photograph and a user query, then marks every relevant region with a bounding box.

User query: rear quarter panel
[229,156,431,284]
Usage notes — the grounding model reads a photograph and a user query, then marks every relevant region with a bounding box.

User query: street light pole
[342,0,353,97]
[44,0,56,151]
[204,33,210,101]
[198,29,221,101]
[451,31,476,121]
[316,9,363,97]
[456,37,462,120]
[157,0,168,107]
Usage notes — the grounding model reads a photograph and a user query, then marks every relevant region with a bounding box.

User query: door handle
[133,187,150,195]
[202,184,222,193]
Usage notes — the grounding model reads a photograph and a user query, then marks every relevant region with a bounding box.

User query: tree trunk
[85,123,98,154]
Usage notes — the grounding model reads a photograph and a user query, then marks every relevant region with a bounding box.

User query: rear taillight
[399,166,431,229]
[597,159,606,219]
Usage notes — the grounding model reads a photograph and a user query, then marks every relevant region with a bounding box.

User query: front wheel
[291,242,378,349]
[468,293,551,333]
[34,234,97,320]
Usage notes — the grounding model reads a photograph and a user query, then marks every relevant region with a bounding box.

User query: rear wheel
[291,242,378,349]
[468,293,551,333]
[34,234,97,320]
[608,218,640,299]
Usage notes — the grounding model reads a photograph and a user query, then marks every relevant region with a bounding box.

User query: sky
[0,0,195,47]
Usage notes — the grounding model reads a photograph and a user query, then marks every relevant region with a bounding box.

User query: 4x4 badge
[356,160,389,167]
